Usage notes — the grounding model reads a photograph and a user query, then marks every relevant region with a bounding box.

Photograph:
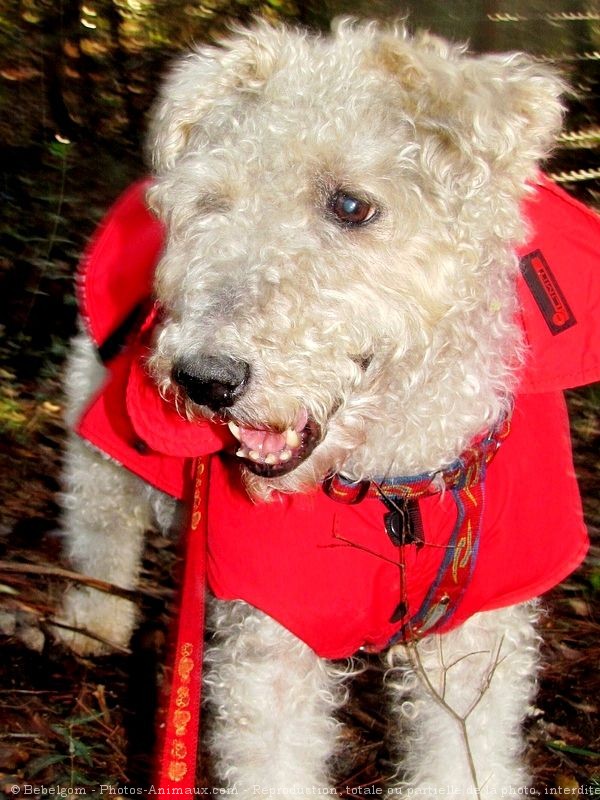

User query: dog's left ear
[370,29,566,187]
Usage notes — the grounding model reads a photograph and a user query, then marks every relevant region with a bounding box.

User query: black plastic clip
[375,488,423,548]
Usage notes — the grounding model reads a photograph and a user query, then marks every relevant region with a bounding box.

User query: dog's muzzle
[171,355,321,477]
[172,355,250,412]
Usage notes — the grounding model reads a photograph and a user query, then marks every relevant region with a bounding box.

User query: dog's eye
[330,191,377,226]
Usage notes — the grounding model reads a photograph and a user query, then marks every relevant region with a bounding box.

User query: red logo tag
[519,249,576,335]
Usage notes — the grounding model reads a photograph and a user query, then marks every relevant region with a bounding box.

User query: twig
[405,634,509,796]
[329,534,406,568]
[463,637,506,720]
[0,560,170,600]
[44,618,132,655]
[408,640,482,794]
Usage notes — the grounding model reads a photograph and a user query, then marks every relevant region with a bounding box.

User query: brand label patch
[519,249,576,335]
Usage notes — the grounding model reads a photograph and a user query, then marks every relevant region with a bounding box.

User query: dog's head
[145,18,565,498]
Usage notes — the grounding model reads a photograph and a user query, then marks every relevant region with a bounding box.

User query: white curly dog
[55,18,590,795]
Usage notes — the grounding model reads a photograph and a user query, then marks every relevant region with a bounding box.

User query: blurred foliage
[0,0,322,377]
[0,0,599,377]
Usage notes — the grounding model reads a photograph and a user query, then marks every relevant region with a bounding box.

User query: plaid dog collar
[324,415,511,505]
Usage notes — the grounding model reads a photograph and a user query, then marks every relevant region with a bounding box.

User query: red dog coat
[76,175,597,658]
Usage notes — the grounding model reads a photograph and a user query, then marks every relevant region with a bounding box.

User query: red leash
[155,456,209,789]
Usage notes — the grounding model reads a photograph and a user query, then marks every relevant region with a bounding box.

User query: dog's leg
[53,332,152,655]
[385,603,540,795]
[55,436,151,654]
[204,598,345,793]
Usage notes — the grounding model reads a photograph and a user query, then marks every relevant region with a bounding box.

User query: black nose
[171,355,250,411]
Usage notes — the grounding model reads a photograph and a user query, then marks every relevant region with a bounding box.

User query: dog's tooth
[279,449,292,462]
[249,450,261,462]
[228,421,241,440]
[285,429,300,449]
[264,453,278,465]
[236,447,248,459]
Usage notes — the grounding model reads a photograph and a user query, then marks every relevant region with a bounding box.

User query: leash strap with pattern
[155,456,209,790]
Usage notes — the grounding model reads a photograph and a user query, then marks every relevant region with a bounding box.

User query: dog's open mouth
[226,409,321,478]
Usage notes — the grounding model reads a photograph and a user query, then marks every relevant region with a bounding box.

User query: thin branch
[444,649,496,674]
[463,637,507,720]
[328,535,406,569]
[0,560,170,600]
[405,633,513,795]
[405,637,500,796]
[44,617,131,655]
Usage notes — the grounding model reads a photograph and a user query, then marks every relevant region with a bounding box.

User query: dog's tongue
[228,409,308,465]
[236,428,289,452]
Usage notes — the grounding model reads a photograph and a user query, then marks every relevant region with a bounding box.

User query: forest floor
[0,361,598,794]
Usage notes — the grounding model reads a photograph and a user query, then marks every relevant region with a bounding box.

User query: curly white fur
[203,598,350,791]
[55,18,566,793]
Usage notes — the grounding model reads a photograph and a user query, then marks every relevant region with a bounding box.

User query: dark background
[0,0,598,794]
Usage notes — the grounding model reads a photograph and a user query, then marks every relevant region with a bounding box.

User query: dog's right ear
[147,19,282,173]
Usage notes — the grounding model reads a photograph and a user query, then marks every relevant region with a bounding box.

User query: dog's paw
[50,586,138,656]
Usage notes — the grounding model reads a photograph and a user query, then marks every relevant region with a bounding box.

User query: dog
[53,18,598,794]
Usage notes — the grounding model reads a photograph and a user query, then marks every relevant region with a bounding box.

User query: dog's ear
[368,27,566,187]
[148,19,282,173]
